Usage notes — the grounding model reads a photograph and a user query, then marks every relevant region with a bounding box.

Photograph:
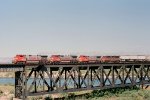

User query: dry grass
[0,85,14,100]
[0,72,14,78]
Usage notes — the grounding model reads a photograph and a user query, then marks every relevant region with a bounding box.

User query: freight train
[12,54,150,64]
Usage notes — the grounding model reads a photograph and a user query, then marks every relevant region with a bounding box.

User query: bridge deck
[0,62,150,71]
[0,64,24,72]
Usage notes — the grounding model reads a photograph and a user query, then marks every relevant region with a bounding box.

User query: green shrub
[68,93,75,100]
[29,96,43,100]
[28,86,148,100]
[84,93,91,99]
[143,91,150,99]
[0,90,3,95]
[44,96,52,100]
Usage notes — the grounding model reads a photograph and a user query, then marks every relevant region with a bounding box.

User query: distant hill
[0,57,13,64]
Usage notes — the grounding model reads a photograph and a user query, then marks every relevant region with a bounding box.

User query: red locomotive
[48,55,77,64]
[49,55,61,63]
[60,55,77,63]
[100,56,120,63]
[78,55,89,63]
[12,55,26,64]
[12,55,48,64]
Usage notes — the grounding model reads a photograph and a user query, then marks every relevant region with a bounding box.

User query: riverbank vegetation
[28,86,150,100]
[0,84,150,100]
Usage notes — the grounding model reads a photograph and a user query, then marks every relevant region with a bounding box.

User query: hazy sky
[0,0,150,57]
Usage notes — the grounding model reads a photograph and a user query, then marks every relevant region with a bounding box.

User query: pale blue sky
[0,0,150,57]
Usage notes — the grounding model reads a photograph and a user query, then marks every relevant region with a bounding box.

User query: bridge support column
[112,66,115,87]
[15,67,27,100]
[100,66,104,88]
[78,67,81,88]
[15,71,23,99]
[34,70,37,93]
[140,64,144,89]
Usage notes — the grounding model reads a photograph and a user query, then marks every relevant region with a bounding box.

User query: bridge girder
[14,64,150,99]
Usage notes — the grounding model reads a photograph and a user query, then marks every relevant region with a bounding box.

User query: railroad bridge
[0,63,150,100]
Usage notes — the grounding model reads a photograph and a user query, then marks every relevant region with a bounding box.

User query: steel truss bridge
[0,63,150,100]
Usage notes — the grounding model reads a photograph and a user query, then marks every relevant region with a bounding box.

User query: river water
[0,77,142,86]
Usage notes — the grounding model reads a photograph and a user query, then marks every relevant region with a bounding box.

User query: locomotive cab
[78,55,89,63]
[49,55,61,64]
[12,55,26,64]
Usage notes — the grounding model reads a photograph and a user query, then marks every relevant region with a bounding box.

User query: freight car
[146,56,150,61]
[119,55,146,62]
